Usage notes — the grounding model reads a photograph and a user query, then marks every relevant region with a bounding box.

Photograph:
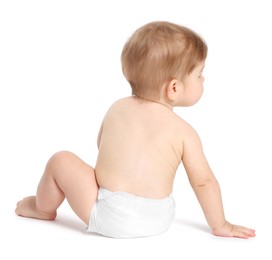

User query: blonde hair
[121,21,208,100]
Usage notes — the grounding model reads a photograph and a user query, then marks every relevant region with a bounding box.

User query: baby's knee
[46,151,74,171]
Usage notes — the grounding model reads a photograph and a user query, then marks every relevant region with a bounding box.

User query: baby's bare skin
[95,96,185,198]
[16,196,56,220]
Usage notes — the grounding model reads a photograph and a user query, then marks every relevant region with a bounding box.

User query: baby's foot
[15,196,56,220]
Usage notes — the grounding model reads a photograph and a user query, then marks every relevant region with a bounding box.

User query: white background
[0,0,271,259]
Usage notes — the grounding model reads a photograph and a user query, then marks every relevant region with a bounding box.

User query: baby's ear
[166,79,180,101]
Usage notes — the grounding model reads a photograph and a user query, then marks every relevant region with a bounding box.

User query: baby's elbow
[194,177,218,189]
[195,178,211,188]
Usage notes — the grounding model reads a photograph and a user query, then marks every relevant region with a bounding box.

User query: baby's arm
[182,126,255,239]
[97,123,104,149]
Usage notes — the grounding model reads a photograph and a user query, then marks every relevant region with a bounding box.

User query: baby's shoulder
[102,97,136,122]
[171,112,199,138]
[107,97,134,111]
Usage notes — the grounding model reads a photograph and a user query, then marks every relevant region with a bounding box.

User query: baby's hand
[212,221,256,239]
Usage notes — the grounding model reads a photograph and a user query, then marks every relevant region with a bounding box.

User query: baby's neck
[132,95,173,111]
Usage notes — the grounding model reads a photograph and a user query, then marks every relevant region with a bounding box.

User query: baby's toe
[15,200,22,215]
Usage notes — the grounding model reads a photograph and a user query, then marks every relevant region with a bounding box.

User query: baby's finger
[233,226,256,238]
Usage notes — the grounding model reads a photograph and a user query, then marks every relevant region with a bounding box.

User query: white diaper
[86,188,175,238]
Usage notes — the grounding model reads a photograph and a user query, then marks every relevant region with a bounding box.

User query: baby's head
[121,21,207,101]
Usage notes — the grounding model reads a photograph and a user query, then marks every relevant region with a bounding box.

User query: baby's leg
[16,196,56,220]
[16,151,98,225]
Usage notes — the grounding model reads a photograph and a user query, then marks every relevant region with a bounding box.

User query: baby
[16,21,255,239]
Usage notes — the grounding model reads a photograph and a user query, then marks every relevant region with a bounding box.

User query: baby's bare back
[95,97,186,198]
